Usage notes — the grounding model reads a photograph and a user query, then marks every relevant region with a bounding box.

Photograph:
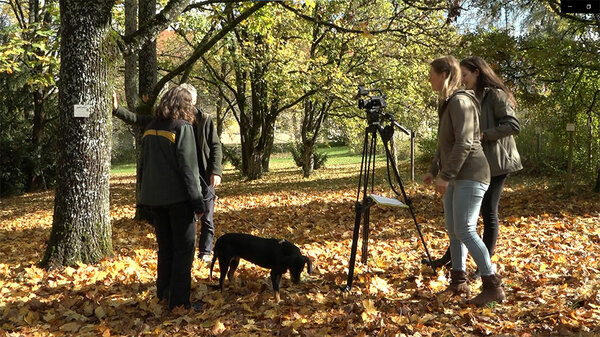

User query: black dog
[210,233,312,301]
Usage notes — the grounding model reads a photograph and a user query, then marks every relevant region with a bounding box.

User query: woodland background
[1,0,600,336]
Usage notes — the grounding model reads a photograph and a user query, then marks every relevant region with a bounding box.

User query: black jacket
[113,106,223,184]
[139,118,205,213]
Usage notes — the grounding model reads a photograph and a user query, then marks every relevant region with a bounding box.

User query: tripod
[343,110,435,291]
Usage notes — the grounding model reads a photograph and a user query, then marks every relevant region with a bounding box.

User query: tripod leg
[378,127,436,271]
[344,202,363,291]
[361,207,370,264]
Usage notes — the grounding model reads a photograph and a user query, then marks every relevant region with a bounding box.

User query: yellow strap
[142,129,176,143]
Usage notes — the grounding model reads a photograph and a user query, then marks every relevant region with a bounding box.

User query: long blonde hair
[430,56,462,102]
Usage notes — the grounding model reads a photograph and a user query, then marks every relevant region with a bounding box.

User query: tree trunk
[302,143,314,178]
[124,0,138,111]
[134,0,156,222]
[216,94,224,138]
[246,151,263,180]
[261,130,274,173]
[261,114,276,173]
[28,90,45,190]
[41,0,116,269]
[595,167,600,193]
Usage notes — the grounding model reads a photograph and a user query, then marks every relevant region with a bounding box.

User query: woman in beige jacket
[423,56,505,306]
[427,57,522,278]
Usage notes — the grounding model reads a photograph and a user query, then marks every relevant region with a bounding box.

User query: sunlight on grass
[111,162,137,175]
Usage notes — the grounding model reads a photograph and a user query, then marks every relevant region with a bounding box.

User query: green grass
[110,162,137,175]
[111,145,387,174]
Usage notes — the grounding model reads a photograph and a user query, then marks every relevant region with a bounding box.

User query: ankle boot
[421,249,451,268]
[467,274,506,307]
[439,270,470,296]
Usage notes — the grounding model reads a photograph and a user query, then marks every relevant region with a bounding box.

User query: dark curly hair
[154,86,196,123]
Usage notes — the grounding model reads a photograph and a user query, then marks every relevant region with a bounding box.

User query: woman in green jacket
[139,86,205,310]
[423,56,505,306]
[427,56,522,277]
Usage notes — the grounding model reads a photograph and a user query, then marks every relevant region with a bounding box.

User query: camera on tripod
[356,86,387,124]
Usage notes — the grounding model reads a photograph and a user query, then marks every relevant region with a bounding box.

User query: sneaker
[199,253,212,263]
[473,263,497,279]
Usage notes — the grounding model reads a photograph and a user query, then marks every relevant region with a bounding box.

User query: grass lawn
[112,145,394,175]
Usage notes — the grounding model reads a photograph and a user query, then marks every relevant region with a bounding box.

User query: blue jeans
[443,180,493,275]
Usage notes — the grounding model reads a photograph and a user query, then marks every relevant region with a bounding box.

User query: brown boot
[439,270,470,296]
[467,274,506,307]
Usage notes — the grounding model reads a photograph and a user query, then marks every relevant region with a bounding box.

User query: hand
[435,177,449,195]
[422,172,434,185]
[112,90,119,111]
[210,174,221,188]
[195,212,204,220]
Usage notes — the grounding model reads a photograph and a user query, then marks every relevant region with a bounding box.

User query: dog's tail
[303,255,312,274]
[209,254,217,279]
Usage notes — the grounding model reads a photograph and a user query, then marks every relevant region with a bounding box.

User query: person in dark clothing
[112,84,223,263]
[424,57,522,276]
[137,86,205,310]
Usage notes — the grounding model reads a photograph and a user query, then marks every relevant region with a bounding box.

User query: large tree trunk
[41,0,116,269]
[134,0,156,222]
[124,0,138,110]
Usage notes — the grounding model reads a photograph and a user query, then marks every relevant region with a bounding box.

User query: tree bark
[302,143,314,178]
[300,98,328,177]
[28,89,45,190]
[124,0,138,110]
[134,0,156,222]
[41,0,116,268]
[595,167,600,193]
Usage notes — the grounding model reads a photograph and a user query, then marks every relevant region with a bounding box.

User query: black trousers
[152,202,196,309]
[197,185,216,256]
[480,174,507,256]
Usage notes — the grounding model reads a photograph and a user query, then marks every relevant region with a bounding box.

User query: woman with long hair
[139,85,205,310]
[427,57,522,280]
[423,56,505,306]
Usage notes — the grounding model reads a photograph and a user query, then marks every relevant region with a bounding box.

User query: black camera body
[357,86,387,124]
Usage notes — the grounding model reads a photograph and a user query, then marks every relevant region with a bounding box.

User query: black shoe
[421,255,451,268]
[187,301,204,312]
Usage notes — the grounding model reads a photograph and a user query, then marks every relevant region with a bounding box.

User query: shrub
[289,143,328,170]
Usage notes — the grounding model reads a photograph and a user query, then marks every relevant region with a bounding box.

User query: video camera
[355,85,409,135]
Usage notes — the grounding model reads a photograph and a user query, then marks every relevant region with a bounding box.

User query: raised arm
[112,90,153,127]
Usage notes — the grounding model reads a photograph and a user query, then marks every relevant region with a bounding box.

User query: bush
[289,143,328,170]
[417,132,438,164]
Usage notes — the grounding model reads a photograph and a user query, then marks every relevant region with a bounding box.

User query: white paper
[74,104,91,117]
[369,194,408,208]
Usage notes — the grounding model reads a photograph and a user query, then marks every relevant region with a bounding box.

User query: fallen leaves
[1,166,600,336]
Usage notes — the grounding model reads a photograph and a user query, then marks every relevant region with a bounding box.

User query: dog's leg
[227,257,239,282]
[218,257,230,292]
[270,270,283,302]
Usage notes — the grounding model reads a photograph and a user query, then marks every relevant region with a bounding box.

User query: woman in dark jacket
[427,56,522,278]
[423,56,504,306]
[139,86,205,310]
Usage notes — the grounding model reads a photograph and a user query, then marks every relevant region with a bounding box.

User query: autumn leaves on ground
[1,160,600,336]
